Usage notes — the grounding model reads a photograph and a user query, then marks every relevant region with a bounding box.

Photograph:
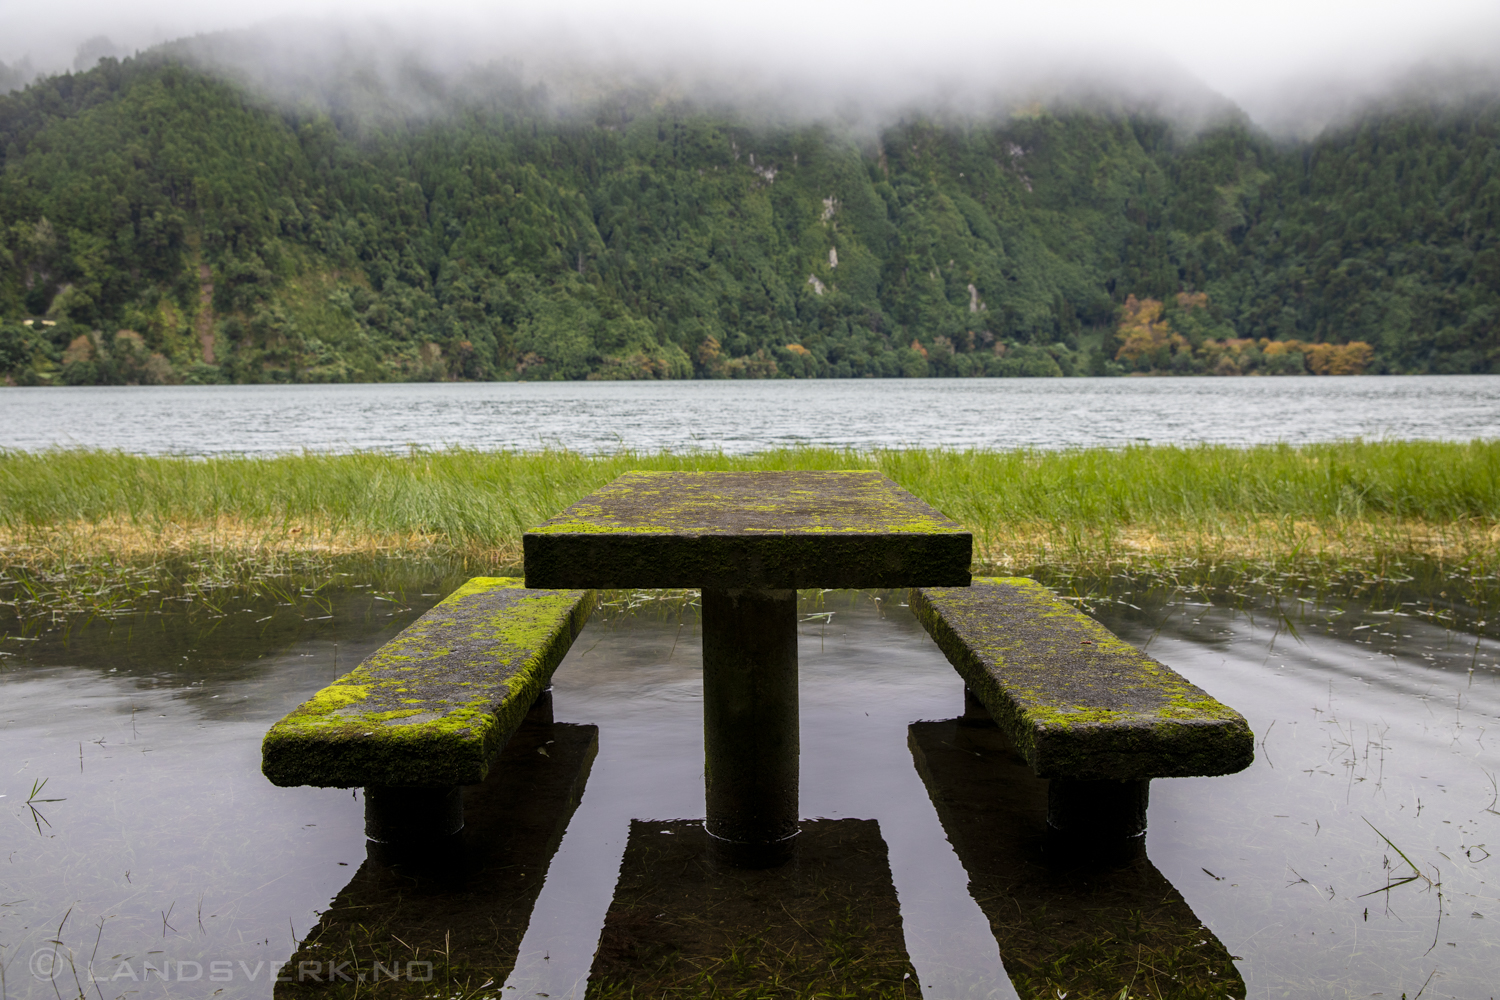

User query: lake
[2,567,1496,998]
[3,376,1498,998]
[1,376,1498,455]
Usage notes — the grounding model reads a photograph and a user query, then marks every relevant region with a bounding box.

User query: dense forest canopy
[1,48,1497,384]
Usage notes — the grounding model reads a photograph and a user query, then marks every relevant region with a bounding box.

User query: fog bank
[2,1,1498,135]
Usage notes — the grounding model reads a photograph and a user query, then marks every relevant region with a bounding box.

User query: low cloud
[2,0,1497,134]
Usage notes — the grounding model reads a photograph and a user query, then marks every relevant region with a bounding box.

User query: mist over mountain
[35,19,1244,140]
[1,20,1498,385]
[4,0,1499,133]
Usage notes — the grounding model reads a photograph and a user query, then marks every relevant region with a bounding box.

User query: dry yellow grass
[972,516,1500,571]
[4,512,1494,577]
[0,516,503,563]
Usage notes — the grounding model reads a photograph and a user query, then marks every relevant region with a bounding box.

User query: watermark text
[30,951,433,984]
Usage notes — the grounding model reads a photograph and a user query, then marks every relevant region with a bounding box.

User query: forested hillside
[1,51,1497,384]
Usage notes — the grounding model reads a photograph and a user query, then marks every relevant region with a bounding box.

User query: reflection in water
[0,576,446,1000]
[587,819,917,998]
[503,589,1008,999]
[4,564,1497,999]
[277,706,598,997]
[1079,580,1500,998]
[910,718,1245,998]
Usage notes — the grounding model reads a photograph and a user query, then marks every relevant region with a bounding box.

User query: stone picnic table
[523,469,972,863]
[264,467,1247,873]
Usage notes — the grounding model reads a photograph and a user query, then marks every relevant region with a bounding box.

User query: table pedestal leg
[701,587,799,867]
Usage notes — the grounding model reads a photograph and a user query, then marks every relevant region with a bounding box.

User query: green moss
[969,577,1238,728]
[910,577,1254,780]
[1026,705,1126,727]
[526,471,972,590]
[527,470,966,536]
[297,682,370,714]
[261,577,596,787]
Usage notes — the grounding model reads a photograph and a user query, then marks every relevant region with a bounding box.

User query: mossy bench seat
[909,577,1253,844]
[262,577,595,848]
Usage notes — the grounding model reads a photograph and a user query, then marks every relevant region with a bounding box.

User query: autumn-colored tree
[1114,296,1189,365]
[696,335,728,379]
[1305,341,1375,375]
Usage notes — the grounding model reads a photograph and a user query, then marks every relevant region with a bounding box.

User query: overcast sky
[2,0,1497,130]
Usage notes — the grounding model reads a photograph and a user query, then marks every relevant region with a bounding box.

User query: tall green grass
[2,442,1497,552]
[4,442,1498,629]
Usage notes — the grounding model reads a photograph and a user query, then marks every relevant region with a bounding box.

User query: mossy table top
[261,578,594,789]
[524,470,972,590]
[910,578,1254,782]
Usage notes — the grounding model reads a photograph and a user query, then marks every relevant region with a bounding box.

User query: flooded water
[1093,590,1500,999]
[2,571,1498,999]
[2,376,1498,456]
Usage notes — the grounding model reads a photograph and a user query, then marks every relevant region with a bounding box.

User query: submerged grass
[1,442,1497,621]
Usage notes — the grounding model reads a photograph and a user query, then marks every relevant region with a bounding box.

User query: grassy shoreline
[0,443,1494,566]
[2,442,1497,574]
[2,442,1497,633]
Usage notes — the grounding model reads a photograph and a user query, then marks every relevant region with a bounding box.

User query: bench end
[262,578,595,788]
[911,578,1254,782]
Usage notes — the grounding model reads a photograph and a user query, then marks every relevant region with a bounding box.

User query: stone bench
[262,577,595,851]
[909,577,1253,845]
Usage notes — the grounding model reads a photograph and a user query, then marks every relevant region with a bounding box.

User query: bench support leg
[1047,778,1150,854]
[364,785,464,852]
[961,685,995,727]
[701,587,799,867]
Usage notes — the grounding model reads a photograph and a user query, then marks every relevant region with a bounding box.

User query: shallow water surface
[2,376,1498,455]
[2,577,1497,998]
[1098,594,1500,998]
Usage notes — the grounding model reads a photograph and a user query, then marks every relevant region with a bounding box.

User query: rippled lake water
[3,569,1496,998]
[2,376,1497,455]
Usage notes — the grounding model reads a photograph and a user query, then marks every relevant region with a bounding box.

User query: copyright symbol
[30,948,65,981]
